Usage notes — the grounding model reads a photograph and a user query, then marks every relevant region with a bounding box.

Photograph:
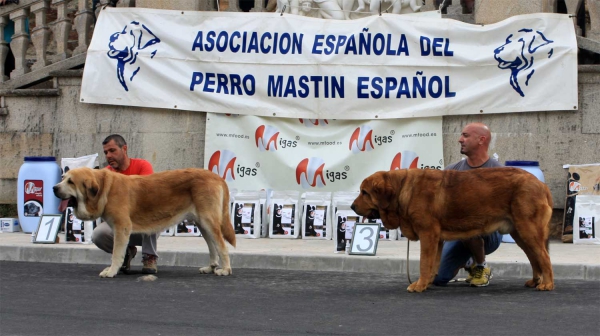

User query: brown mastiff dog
[351,168,554,293]
[53,167,236,278]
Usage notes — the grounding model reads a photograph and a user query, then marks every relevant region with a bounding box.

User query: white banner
[204,114,443,191]
[81,9,577,119]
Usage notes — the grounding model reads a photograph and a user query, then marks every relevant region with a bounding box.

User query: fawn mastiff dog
[351,168,554,293]
[53,167,236,278]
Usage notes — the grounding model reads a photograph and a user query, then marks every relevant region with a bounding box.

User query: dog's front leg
[100,224,131,278]
[407,231,440,293]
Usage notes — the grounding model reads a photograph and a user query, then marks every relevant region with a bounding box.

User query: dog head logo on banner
[299,119,329,127]
[107,21,161,92]
[296,157,326,189]
[208,150,237,181]
[494,28,554,97]
[390,151,419,170]
[255,125,280,152]
[349,125,375,154]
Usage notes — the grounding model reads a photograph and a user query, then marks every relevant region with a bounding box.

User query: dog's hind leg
[100,224,131,278]
[197,223,219,275]
[511,221,554,290]
[198,214,232,276]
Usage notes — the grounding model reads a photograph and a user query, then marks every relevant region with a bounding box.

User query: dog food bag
[61,154,100,242]
[174,219,202,237]
[269,190,300,239]
[362,218,395,240]
[332,191,361,252]
[161,226,175,236]
[302,192,332,240]
[259,189,272,238]
[572,195,600,245]
[232,190,262,239]
[561,164,600,243]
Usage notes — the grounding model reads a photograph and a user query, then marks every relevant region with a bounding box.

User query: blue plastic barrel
[502,161,545,243]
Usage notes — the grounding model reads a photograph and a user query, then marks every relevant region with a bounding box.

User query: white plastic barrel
[17,157,62,233]
[503,161,546,243]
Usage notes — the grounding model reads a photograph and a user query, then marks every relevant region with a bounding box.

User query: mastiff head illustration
[493,29,554,97]
[107,21,161,91]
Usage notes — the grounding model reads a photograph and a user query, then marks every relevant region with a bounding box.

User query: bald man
[433,122,504,287]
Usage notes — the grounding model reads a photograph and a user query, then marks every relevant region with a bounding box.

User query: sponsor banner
[81,9,577,119]
[205,113,443,191]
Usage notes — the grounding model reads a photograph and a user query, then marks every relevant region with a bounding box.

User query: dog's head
[493,29,554,97]
[107,21,161,91]
[53,167,104,220]
[351,171,402,220]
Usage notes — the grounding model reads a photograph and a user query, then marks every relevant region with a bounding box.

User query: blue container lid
[24,156,56,162]
[505,160,539,167]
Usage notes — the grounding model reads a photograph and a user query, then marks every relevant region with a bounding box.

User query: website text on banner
[205,114,443,191]
[80,9,578,120]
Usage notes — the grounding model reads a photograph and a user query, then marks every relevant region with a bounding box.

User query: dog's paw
[199,266,215,274]
[536,283,554,291]
[524,279,538,288]
[99,267,118,278]
[407,281,427,293]
[215,268,232,276]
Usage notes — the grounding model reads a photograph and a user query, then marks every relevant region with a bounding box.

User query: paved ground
[1,233,599,281]
[1,261,599,336]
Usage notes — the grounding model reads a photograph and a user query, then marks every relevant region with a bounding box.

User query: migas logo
[390,151,442,170]
[390,151,419,170]
[349,125,394,154]
[208,150,258,181]
[299,119,329,127]
[349,125,374,154]
[296,157,348,189]
[208,150,236,181]
[255,125,279,151]
[255,125,297,151]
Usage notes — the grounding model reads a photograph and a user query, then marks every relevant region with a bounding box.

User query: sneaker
[470,265,492,287]
[465,263,477,283]
[120,246,137,274]
[142,254,158,274]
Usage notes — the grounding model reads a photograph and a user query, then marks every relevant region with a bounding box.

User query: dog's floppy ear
[370,172,396,210]
[84,170,102,200]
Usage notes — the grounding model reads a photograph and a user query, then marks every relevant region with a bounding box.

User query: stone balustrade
[0,0,597,89]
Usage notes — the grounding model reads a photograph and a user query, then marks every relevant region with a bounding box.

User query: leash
[406,240,412,284]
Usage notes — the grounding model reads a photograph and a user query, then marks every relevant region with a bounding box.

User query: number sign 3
[33,214,62,244]
[349,223,381,256]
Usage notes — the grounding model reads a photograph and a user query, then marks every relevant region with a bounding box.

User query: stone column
[52,0,73,62]
[251,0,265,12]
[74,0,94,55]
[9,8,31,78]
[565,0,584,35]
[0,17,9,82]
[588,0,600,41]
[31,0,52,70]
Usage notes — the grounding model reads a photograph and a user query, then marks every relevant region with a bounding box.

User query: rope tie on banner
[281,4,286,16]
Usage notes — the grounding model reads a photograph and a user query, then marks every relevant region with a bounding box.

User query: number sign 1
[349,223,381,256]
[33,214,62,244]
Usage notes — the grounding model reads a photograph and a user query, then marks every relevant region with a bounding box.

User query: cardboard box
[1,218,20,232]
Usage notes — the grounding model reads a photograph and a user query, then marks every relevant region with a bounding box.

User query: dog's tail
[221,183,236,248]
[543,184,554,252]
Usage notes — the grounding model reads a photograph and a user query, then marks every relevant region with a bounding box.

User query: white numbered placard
[34,214,62,244]
[350,223,381,256]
